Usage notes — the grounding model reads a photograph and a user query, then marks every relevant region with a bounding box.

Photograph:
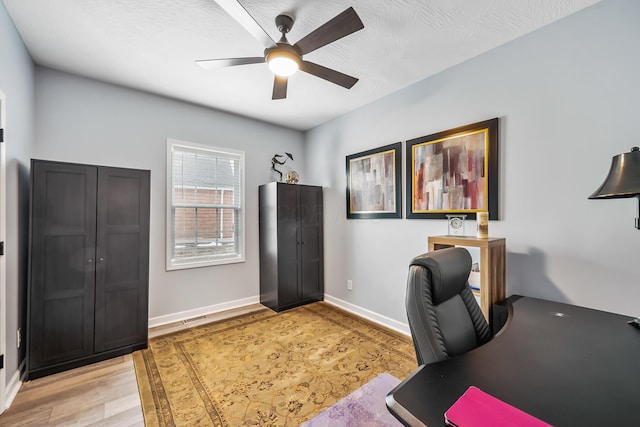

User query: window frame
[166,138,245,270]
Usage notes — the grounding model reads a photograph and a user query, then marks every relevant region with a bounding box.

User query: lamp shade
[589,147,640,199]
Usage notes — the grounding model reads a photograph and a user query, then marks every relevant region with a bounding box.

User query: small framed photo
[447,215,467,236]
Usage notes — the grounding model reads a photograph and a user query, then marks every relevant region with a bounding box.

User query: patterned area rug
[133,302,416,426]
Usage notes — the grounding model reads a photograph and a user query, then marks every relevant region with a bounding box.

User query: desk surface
[386,296,640,426]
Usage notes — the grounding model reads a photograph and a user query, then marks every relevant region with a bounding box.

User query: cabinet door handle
[88,258,93,263]
[99,257,104,262]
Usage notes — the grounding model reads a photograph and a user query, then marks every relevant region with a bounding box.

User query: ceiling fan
[196,1,364,100]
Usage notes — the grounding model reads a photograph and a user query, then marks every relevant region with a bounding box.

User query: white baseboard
[4,359,24,410]
[148,295,260,328]
[323,294,410,337]
[148,294,411,337]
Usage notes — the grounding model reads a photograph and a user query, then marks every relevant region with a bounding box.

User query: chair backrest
[406,247,492,365]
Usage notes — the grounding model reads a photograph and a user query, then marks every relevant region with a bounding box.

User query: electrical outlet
[347,280,353,291]
[16,328,21,349]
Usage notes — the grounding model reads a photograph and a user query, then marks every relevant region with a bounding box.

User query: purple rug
[300,373,403,427]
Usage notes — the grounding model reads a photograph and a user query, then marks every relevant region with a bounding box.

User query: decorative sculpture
[271,152,294,182]
[285,170,299,184]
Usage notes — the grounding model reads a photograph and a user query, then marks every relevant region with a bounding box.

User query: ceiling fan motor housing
[275,14,294,35]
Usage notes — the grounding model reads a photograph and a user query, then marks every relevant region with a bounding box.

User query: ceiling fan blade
[300,61,358,89]
[195,57,265,69]
[293,7,364,55]
[214,0,276,48]
[272,76,288,100]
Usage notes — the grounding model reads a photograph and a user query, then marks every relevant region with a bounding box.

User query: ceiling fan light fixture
[268,55,299,77]
[265,44,301,77]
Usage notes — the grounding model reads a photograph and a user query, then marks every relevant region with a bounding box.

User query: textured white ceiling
[3,0,602,130]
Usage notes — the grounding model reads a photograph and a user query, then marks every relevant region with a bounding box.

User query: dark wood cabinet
[27,160,150,379]
[259,182,323,312]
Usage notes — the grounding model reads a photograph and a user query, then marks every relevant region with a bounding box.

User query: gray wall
[0,1,34,390]
[306,0,640,322]
[33,68,305,319]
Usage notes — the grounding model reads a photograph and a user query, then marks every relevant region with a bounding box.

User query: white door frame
[0,91,7,413]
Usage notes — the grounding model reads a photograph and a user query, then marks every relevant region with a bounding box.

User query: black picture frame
[346,142,402,219]
[406,118,499,219]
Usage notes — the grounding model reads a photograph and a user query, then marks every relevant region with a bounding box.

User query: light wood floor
[0,304,264,427]
[0,355,143,427]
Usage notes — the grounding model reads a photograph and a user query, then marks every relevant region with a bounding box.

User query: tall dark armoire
[259,182,324,312]
[27,159,150,379]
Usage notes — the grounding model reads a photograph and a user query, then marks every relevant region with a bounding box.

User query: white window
[166,139,245,270]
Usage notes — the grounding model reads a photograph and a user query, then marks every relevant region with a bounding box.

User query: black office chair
[406,247,492,365]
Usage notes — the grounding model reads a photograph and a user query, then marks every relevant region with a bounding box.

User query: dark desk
[386,296,640,426]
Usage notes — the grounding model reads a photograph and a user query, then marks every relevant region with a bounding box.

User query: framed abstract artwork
[346,142,402,219]
[406,118,499,219]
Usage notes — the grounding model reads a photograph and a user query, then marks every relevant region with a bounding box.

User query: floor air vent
[183,315,207,324]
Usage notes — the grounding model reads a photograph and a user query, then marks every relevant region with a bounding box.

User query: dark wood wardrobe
[27,159,150,379]
[259,182,324,312]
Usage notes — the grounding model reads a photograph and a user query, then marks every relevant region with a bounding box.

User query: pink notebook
[444,386,553,427]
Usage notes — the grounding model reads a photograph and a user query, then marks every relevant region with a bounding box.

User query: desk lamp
[589,146,640,327]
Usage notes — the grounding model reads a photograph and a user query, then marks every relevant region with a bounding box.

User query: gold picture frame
[406,118,499,219]
[346,142,402,219]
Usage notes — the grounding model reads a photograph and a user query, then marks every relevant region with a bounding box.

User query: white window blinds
[166,139,245,270]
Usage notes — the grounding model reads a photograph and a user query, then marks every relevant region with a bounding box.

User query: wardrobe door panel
[29,161,97,369]
[300,226,322,300]
[300,186,324,301]
[276,184,300,307]
[44,235,86,293]
[94,167,150,352]
[42,297,87,360]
